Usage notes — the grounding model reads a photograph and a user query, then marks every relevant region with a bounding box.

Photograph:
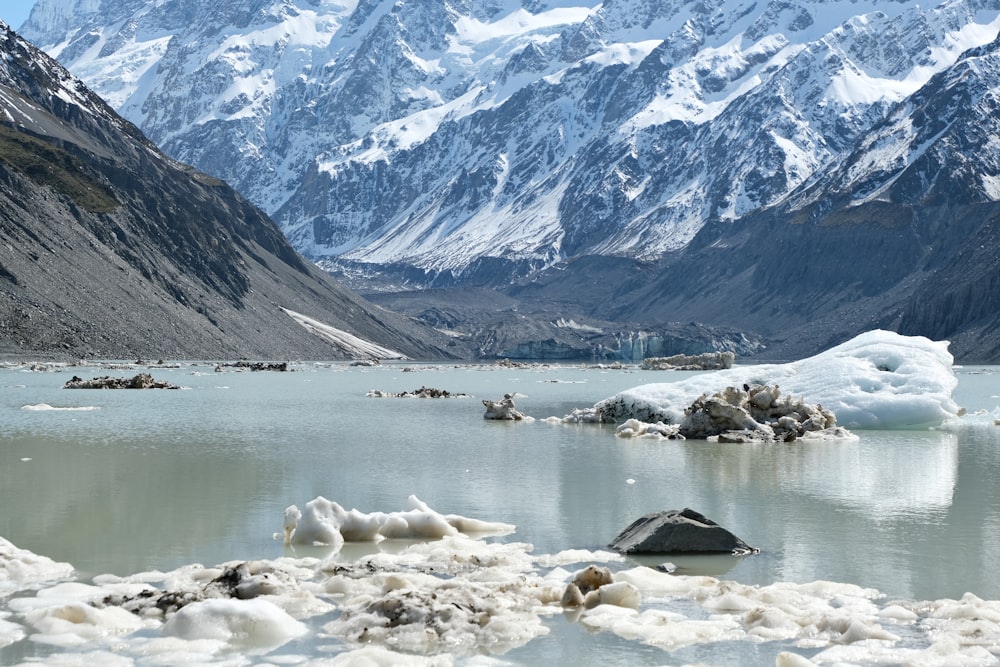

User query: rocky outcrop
[63,373,180,389]
[613,384,845,442]
[609,508,757,555]
[0,23,457,362]
[215,361,289,372]
[483,394,526,420]
[682,384,837,442]
[367,387,467,398]
[641,351,735,370]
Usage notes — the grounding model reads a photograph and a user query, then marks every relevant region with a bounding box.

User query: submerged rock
[609,508,757,555]
[63,373,180,389]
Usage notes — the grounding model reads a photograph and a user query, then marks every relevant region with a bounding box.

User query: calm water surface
[1,361,998,664]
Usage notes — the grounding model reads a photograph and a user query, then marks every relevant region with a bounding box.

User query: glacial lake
[1,360,999,665]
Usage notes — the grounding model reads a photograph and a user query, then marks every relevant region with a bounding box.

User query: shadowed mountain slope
[0,22,456,361]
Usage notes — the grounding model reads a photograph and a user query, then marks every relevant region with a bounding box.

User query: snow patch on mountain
[282,308,406,360]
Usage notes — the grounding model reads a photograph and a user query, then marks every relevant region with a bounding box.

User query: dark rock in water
[215,361,289,372]
[63,373,180,389]
[98,561,287,618]
[609,508,757,555]
[367,386,467,398]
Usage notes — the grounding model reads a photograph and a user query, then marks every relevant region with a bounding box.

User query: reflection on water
[2,362,999,611]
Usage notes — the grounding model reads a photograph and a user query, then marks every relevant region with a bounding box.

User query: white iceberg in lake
[0,536,74,595]
[596,330,961,430]
[5,488,1000,665]
[281,495,516,548]
[163,597,308,650]
[5,528,1000,664]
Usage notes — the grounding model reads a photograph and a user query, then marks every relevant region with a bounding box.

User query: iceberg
[0,536,74,595]
[281,495,515,548]
[596,330,961,430]
[6,524,1000,665]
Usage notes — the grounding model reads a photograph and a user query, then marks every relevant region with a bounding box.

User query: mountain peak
[26,0,1000,285]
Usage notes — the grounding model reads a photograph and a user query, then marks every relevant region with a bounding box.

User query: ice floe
[0,536,74,595]
[3,495,1000,665]
[281,494,515,548]
[20,403,100,411]
[596,330,961,430]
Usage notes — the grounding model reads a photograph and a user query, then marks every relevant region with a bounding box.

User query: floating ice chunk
[548,407,609,423]
[0,617,24,649]
[942,406,1000,431]
[163,598,307,650]
[282,496,515,546]
[282,498,348,549]
[879,604,920,622]
[0,536,74,594]
[22,602,146,647]
[443,513,515,535]
[597,330,960,430]
[325,645,461,665]
[776,653,818,667]
[809,638,999,666]
[378,495,459,539]
[21,403,100,411]
[322,537,550,656]
[578,603,745,649]
[615,566,716,597]
[595,581,641,609]
[11,501,1000,663]
[615,418,682,439]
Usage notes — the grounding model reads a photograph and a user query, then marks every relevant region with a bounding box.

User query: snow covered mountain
[20,0,1000,287]
[0,19,454,360]
[573,26,1000,362]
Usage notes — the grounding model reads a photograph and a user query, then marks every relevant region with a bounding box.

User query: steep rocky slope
[0,21,455,361]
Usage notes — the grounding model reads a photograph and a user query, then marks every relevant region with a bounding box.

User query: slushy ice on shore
[2,331,996,666]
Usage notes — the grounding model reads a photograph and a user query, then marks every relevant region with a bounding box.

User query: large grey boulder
[609,508,757,555]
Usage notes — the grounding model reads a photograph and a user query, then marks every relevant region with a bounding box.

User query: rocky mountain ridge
[598,28,1000,362]
[22,0,1000,284]
[0,20,455,361]
[16,1,1000,361]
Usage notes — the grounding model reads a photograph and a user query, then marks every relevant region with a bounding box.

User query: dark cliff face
[0,24,455,360]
